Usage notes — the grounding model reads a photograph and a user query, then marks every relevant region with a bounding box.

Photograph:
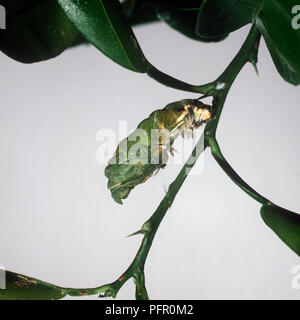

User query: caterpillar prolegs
[105,99,213,204]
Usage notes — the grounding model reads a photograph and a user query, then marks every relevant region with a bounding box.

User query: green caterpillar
[105,99,212,204]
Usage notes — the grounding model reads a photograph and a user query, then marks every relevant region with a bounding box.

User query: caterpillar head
[192,102,213,128]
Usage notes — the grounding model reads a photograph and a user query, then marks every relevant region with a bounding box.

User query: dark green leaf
[197,0,300,84]
[1,0,41,20]
[0,0,79,63]
[57,0,148,73]
[261,203,300,256]
[256,0,300,85]
[69,34,89,48]
[0,271,67,300]
[157,7,227,42]
[196,0,258,39]
[124,1,159,26]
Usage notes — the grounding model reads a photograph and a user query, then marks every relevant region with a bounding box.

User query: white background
[0,22,300,300]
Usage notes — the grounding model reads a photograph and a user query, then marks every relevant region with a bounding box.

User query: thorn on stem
[127,230,144,237]
[250,59,259,76]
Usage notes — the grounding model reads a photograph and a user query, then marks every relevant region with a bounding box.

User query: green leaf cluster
[1,0,300,84]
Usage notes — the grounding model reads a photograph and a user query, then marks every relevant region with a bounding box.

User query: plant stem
[205,24,261,138]
[208,136,268,204]
[64,25,267,299]
[147,64,216,94]
[63,133,205,298]
[2,24,272,301]
[4,25,266,300]
[199,25,270,205]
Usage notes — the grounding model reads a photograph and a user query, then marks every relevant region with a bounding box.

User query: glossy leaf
[256,0,300,85]
[197,0,300,84]
[261,203,300,256]
[157,7,227,42]
[57,0,148,73]
[0,271,67,300]
[1,0,40,19]
[0,0,79,63]
[196,0,258,38]
[124,1,159,26]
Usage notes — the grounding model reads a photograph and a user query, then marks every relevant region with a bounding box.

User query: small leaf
[57,0,148,73]
[0,0,79,63]
[196,0,258,39]
[0,271,67,300]
[157,7,227,42]
[261,203,300,256]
